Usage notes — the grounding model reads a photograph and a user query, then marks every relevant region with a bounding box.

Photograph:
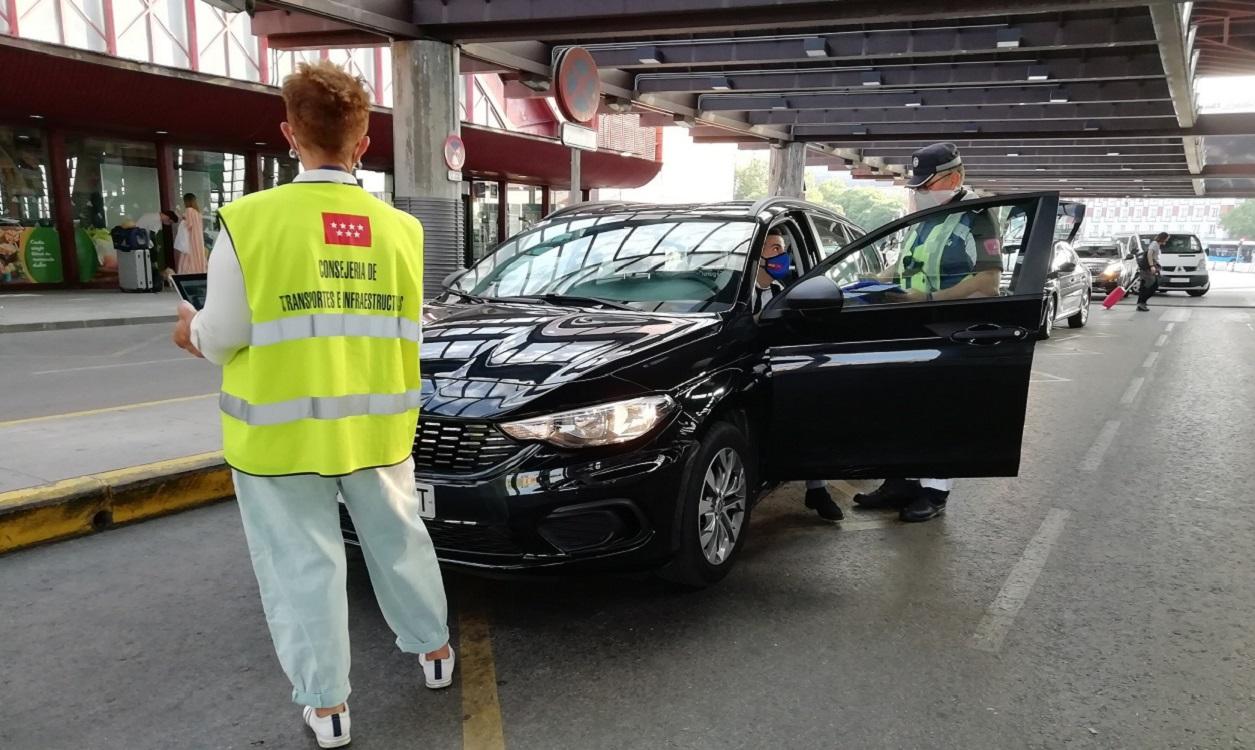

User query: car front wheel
[659,420,755,588]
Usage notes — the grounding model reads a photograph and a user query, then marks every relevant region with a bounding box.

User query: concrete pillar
[391,39,464,299]
[768,142,807,199]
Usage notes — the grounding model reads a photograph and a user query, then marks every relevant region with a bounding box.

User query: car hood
[419,300,721,419]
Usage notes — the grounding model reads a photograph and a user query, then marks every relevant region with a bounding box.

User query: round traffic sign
[443,134,466,171]
[554,47,602,124]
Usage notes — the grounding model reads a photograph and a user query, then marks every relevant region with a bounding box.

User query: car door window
[1052,245,1071,271]
[1190,236,1203,253]
[804,198,1040,307]
[810,216,848,260]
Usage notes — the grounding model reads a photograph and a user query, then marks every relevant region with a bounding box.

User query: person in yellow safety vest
[172,61,451,749]
[855,142,1004,522]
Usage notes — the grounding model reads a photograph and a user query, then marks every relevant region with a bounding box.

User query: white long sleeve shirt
[190,169,361,365]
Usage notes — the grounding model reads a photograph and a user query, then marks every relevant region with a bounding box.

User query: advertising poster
[0,226,64,284]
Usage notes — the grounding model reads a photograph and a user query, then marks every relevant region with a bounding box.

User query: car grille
[425,521,525,557]
[338,504,526,557]
[413,418,519,475]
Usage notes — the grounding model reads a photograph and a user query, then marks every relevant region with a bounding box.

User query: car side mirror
[760,275,844,322]
[1059,261,1077,273]
[1125,252,1135,260]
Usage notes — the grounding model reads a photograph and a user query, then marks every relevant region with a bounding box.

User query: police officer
[172,61,451,748]
[855,142,1003,522]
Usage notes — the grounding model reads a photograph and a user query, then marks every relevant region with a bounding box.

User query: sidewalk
[0,288,182,333]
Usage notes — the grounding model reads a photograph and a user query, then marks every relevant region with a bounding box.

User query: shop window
[66,136,161,284]
[0,126,57,284]
[549,189,573,213]
[262,154,300,190]
[177,149,247,254]
[470,181,500,262]
[506,183,542,238]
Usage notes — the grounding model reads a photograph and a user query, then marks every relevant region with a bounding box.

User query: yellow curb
[0,452,233,554]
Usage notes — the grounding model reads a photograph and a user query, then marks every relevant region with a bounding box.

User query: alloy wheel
[697,447,747,566]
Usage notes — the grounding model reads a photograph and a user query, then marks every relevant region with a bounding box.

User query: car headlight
[501,395,677,448]
[1102,263,1122,277]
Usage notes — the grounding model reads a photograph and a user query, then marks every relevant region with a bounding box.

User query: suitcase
[1101,285,1127,309]
[114,226,156,292]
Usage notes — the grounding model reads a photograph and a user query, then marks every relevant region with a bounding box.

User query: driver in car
[754,229,846,523]
[858,142,1003,522]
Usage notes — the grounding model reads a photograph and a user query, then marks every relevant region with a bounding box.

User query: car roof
[542,198,854,226]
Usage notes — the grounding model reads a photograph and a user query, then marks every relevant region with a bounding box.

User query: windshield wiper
[500,294,636,311]
[444,289,489,304]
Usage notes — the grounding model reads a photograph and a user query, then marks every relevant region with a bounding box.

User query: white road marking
[1155,334,1169,348]
[1165,323,1177,332]
[1030,370,1071,383]
[1120,376,1146,405]
[32,357,195,375]
[1080,420,1121,472]
[1142,352,1159,369]
[970,508,1071,653]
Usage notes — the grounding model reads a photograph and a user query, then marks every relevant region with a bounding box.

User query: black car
[341,194,1060,586]
[1075,241,1136,294]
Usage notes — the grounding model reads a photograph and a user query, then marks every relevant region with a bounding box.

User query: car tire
[1037,295,1057,340]
[1188,288,1208,297]
[658,420,756,589]
[1067,289,1091,328]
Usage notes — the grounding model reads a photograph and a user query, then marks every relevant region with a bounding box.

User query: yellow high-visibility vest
[895,211,974,294]
[217,180,424,476]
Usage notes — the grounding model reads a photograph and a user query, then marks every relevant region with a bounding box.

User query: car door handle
[951,325,1028,346]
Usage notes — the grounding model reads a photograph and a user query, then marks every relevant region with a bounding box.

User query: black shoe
[804,486,844,521]
[1136,304,1150,311]
[899,489,949,523]
[853,478,921,510]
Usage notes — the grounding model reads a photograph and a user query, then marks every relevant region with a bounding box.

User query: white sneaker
[419,646,456,689]
[302,705,351,748]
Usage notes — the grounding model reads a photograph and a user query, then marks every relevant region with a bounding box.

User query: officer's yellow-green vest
[217,181,424,477]
[895,211,974,294]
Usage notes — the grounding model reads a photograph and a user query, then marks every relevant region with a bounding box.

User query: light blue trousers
[233,457,449,708]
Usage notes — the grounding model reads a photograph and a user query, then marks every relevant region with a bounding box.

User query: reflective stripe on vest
[897,211,979,294]
[250,313,422,347]
[217,181,424,477]
[220,389,423,427]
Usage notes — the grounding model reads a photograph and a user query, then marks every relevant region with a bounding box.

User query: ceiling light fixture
[155,130,168,135]
[709,76,731,91]
[1027,65,1050,81]
[636,46,662,65]
[996,28,1022,49]
[804,37,829,58]
[861,72,882,87]
[1106,151,1120,156]
[30,114,44,120]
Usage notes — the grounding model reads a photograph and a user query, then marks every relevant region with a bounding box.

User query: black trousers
[1136,272,1159,305]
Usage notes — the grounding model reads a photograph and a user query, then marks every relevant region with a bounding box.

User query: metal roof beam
[409,0,1191,43]
[791,113,1255,141]
[882,154,1189,166]
[859,143,1188,156]
[699,81,1172,112]
[752,101,1178,125]
[582,13,1157,69]
[637,52,1166,93]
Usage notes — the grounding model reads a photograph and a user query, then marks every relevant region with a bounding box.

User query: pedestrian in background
[174,193,208,273]
[1136,232,1166,312]
[172,60,452,749]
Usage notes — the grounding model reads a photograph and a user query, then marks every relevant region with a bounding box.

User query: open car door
[760,192,1058,480]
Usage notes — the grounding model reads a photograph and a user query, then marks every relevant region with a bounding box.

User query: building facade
[1077,197,1242,242]
[0,0,661,289]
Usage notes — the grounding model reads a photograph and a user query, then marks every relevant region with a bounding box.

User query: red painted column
[46,129,79,287]
[257,35,270,84]
[185,0,199,71]
[6,0,20,36]
[156,140,177,271]
[101,0,117,55]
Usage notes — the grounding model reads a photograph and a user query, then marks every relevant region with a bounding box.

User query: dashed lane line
[969,508,1071,653]
[1142,352,1159,369]
[1165,322,1177,332]
[32,357,194,375]
[1080,420,1121,472]
[1155,334,1169,348]
[1120,377,1146,406]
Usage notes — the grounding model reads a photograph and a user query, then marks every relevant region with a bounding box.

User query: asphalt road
[5,271,1255,750]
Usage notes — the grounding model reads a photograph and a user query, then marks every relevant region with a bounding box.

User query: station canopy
[253,0,1255,198]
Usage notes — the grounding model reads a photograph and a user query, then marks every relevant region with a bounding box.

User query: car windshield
[1139,234,1198,253]
[451,213,756,313]
[1076,245,1121,259]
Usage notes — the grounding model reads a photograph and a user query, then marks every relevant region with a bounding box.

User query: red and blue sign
[554,47,602,124]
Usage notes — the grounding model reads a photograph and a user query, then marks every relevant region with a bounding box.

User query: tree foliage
[807,181,907,231]
[1221,201,1255,241]
[733,159,769,201]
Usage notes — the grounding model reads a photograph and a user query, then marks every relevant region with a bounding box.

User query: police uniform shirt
[908,188,1002,290]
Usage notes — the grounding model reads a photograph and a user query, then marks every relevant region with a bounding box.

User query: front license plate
[1169,277,1189,283]
[415,481,436,519]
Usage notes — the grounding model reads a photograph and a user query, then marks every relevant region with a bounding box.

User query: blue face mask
[763,252,792,281]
